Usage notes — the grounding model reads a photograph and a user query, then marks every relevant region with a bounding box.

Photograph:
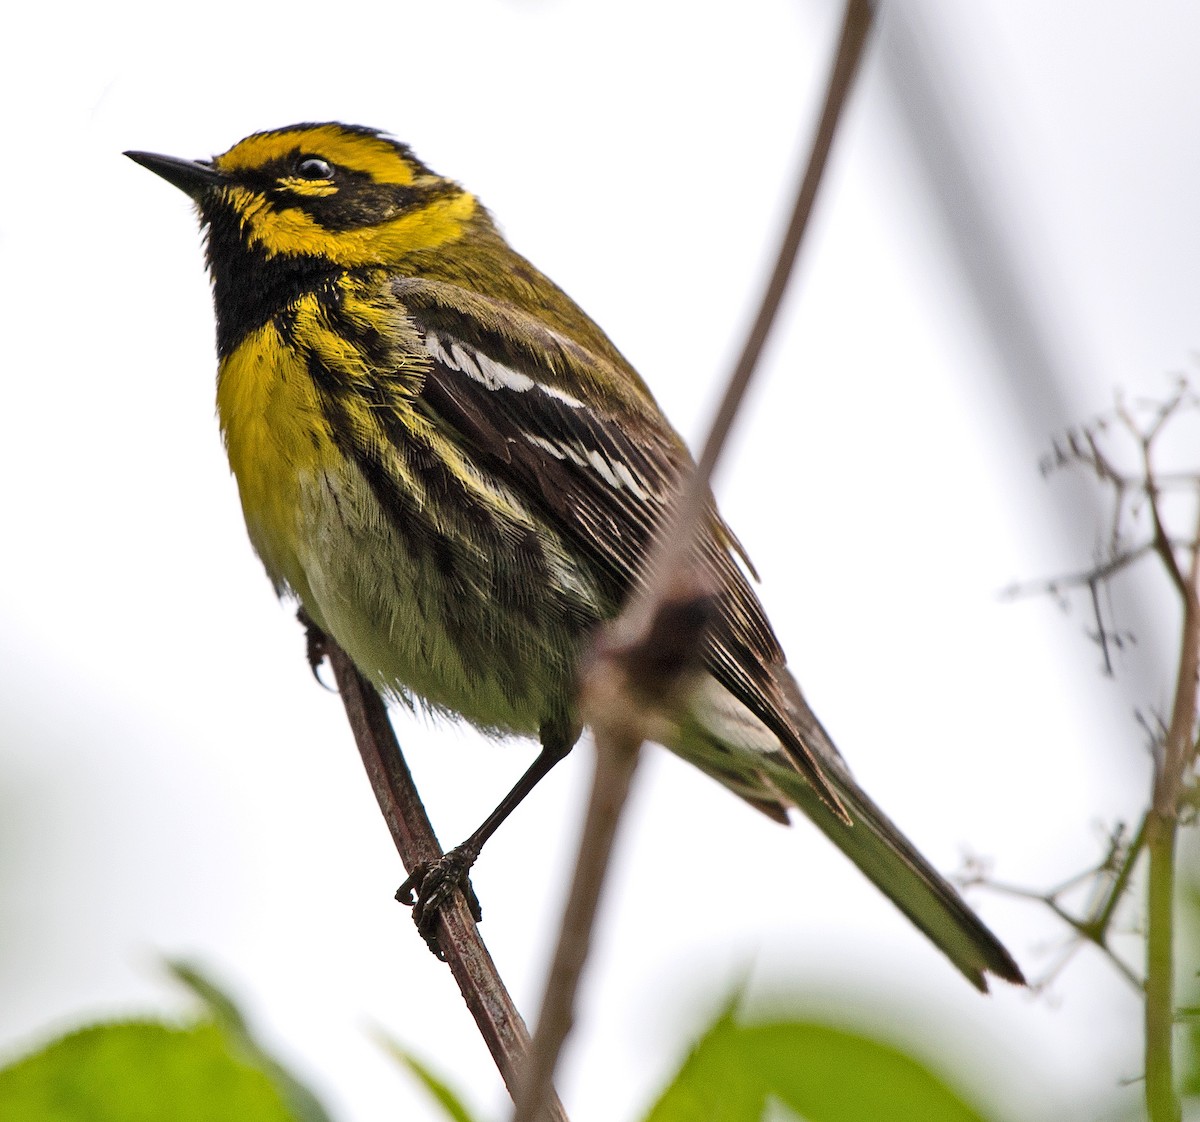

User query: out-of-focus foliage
[10,930,1200,1122]
[380,1037,482,1122]
[0,1021,301,1122]
[389,1003,1001,1122]
[166,961,333,1122]
[641,1007,997,1122]
[0,964,333,1122]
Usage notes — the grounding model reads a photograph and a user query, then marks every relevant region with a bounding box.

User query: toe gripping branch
[396,727,574,956]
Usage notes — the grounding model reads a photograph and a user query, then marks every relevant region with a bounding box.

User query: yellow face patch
[277,176,339,197]
[215,124,418,185]
[221,184,477,265]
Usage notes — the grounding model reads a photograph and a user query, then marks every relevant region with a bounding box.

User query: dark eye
[296,156,333,180]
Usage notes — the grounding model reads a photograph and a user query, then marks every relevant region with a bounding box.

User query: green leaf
[167,960,334,1122]
[376,1034,482,1122]
[0,1021,301,1122]
[0,962,335,1122]
[644,1010,997,1122]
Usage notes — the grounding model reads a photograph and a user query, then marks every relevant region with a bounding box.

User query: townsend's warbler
[126,123,1022,991]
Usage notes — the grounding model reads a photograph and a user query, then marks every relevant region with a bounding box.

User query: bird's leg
[398,718,577,955]
[297,610,339,692]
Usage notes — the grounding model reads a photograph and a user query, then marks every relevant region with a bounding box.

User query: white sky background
[2,1,1198,1119]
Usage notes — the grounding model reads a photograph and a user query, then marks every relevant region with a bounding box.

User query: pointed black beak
[124,150,227,197]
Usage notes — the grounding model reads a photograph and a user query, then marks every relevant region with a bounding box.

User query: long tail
[674,677,1025,992]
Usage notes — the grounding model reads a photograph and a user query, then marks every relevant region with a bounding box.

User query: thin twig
[1000,544,1155,601]
[1154,501,1200,816]
[1017,388,1200,1102]
[1038,388,1200,1118]
[1142,439,1190,604]
[512,3,877,1120]
[321,637,568,1122]
[960,819,1148,992]
[1093,816,1149,935]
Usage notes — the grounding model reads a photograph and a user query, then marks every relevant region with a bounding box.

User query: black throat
[202,201,342,359]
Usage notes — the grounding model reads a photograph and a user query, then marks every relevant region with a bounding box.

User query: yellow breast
[216,313,338,605]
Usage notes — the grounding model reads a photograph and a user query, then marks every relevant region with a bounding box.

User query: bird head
[126,123,480,268]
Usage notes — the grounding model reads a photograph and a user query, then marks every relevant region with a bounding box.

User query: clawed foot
[396,845,483,957]
[297,610,336,691]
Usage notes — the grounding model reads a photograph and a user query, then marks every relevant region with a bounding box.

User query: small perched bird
[127,123,1022,991]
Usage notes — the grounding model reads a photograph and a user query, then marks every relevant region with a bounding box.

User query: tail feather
[675,678,1024,992]
[764,749,1024,991]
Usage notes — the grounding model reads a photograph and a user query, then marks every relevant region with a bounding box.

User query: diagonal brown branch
[320,634,568,1121]
[512,3,877,1120]
[617,0,876,651]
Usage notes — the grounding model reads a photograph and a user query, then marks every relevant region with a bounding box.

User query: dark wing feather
[393,277,845,816]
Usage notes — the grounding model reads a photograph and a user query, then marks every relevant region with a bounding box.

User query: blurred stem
[511,710,643,1122]
[1143,496,1200,1122]
[1144,809,1178,1122]
[510,4,876,1120]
